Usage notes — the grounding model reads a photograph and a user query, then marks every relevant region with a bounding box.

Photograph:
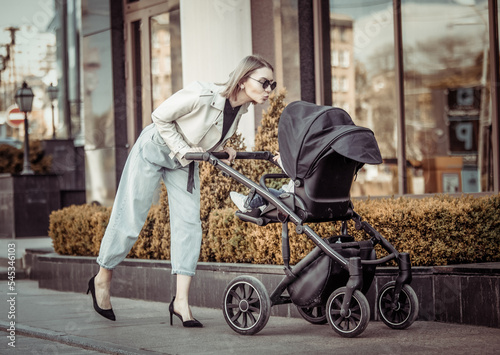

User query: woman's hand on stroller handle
[221,147,236,165]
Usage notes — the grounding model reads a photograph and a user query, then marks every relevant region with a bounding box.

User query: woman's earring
[240,85,244,90]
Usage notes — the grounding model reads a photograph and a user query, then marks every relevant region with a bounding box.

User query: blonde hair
[220,55,274,100]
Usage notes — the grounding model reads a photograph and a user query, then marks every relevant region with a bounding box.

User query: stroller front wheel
[326,287,370,338]
[222,276,271,335]
[377,281,419,329]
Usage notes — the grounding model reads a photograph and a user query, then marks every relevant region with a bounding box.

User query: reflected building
[330,13,355,120]
[330,0,498,196]
[51,0,499,205]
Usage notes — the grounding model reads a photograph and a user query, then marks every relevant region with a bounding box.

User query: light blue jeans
[97,124,202,276]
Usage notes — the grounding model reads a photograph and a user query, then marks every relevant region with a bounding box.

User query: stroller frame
[186,151,418,338]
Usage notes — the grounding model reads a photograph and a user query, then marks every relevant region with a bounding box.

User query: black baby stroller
[185,101,419,338]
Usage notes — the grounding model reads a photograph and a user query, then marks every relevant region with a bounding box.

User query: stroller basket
[288,236,376,308]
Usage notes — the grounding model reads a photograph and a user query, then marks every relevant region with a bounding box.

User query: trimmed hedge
[351,194,500,266]
[49,192,500,266]
[201,194,500,266]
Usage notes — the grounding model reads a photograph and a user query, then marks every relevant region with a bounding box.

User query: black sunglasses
[249,77,277,91]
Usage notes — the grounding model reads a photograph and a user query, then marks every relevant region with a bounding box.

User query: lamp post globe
[15,81,35,175]
[15,81,34,112]
[47,83,58,101]
[47,83,58,139]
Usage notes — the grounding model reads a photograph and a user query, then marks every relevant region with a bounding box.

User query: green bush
[48,91,500,266]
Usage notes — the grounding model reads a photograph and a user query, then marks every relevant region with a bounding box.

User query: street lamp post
[15,81,35,175]
[47,83,58,139]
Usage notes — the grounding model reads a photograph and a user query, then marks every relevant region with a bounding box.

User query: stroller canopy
[278,101,383,180]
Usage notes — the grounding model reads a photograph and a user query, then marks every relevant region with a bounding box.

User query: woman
[87,55,276,327]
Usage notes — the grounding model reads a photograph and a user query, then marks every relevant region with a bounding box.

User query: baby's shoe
[230,191,251,213]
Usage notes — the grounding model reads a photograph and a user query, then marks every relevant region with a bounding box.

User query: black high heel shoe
[169,297,203,328]
[87,275,116,321]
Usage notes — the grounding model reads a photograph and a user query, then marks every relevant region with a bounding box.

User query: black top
[217,99,241,146]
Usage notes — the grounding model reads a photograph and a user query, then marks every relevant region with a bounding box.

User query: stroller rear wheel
[297,305,328,325]
[222,276,271,335]
[326,287,370,338]
[377,281,419,329]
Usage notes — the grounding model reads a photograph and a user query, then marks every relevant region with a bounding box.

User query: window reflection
[150,10,182,110]
[330,1,396,196]
[330,0,493,195]
[278,0,301,102]
[401,0,490,194]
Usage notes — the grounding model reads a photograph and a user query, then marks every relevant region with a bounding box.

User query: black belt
[187,161,195,193]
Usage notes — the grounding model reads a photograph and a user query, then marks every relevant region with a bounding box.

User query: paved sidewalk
[1,280,500,354]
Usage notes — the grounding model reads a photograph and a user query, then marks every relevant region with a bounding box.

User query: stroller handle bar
[185,151,275,162]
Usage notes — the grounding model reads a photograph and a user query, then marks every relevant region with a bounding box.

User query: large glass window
[330,1,397,196]
[401,0,490,194]
[330,0,495,196]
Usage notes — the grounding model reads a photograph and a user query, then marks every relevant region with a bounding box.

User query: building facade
[54,0,500,205]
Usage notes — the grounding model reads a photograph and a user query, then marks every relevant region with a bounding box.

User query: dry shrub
[0,141,52,174]
[49,203,110,256]
[351,194,500,266]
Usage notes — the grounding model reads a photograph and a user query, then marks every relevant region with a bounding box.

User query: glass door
[124,1,181,147]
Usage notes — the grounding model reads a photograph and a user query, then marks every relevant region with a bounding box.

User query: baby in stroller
[230,153,294,213]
